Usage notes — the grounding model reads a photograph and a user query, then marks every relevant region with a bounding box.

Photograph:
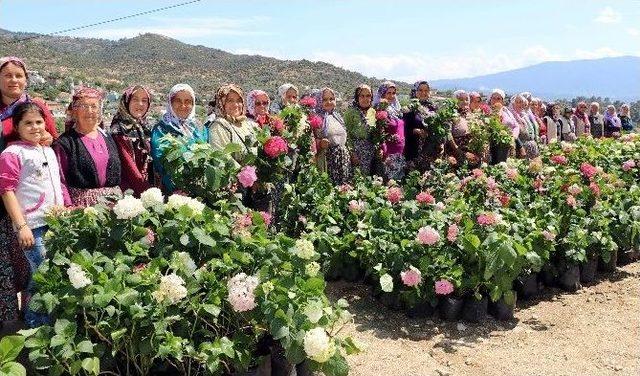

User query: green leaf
[192,227,217,247]
[342,337,361,355]
[0,362,26,376]
[49,334,66,348]
[76,340,94,354]
[111,328,127,341]
[0,335,24,363]
[202,304,221,317]
[81,357,100,375]
[322,354,349,376]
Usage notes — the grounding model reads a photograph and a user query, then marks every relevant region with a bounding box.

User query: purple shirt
[384,118,405,155]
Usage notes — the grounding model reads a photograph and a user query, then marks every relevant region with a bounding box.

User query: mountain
[432,56,640,102]
[0,28,406,101]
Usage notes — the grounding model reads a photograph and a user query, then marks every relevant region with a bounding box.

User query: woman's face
[469,96,481,110]
[284,88,298,105]
[322,89,336,112]
[171,90,194,120]
[357,88,372,109]
[17,110,45,145]
[489,93,503,108]
[383,86,397,102]
[513,97,526,111]
[457,94,470,110]
[590,104,599,114]
[253,93,269,116]
[620,106,629,116]
[415,84,430,101]
[73,97,102,132]
[606,107,615,116]
[128,88,150,119]
[224,91,243,118]
[0,62,27,103]
[552,105,560,117]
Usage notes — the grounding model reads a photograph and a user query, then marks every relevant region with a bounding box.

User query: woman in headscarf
[54,87,122,207]
[110,85,155,196]
[374,81,405,180]
[619,104,634,132]
[588,102,605,139]
[150,83,208,193]
[509,93,539,159]
[246,89,285,134]
[403,80,438,171]
[571,101,591,138]
[529,98,547,143]
[270,83,299,114]
[209,84,257,164]
[0,56,58,325]
[447,90,481,166]
[314,87,351,185]
[603,105,622,138]
[343,84,377,176]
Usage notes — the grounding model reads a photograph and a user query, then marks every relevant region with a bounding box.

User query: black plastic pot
[558,264,581,292]
[540,264,557,288]
[617,248,638,265]
[580,256,598,283]
[461,296,488,322]
[295,361,312,376]
[490,143,511,165]
[234,356,272,376]
[515,273,538,299]
[598,248,618,273]
[439,296,464,321]
[380,292,402,310]
[270,343,294,376]
[405,300,437,319]
[342,261,364,282]
[489,293,517,321]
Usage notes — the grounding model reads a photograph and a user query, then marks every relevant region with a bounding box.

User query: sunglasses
[254,101,269,106]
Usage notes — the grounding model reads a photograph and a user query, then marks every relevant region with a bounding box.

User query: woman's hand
[18,226,35,249]
[318,138,330,150]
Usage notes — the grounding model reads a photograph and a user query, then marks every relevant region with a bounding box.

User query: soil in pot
[558,264,582,292]
[515,273,538,299]
[462,296,489,322]
[580,256,598,283]
[439,296,464,321]
[598,248,618,273]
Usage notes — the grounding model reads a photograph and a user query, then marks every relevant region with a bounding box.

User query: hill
[431,56,640,101]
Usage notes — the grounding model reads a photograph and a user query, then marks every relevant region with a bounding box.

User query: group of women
[0,55,635,327]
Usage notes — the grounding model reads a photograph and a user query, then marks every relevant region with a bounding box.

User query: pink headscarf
[246,89,270,118]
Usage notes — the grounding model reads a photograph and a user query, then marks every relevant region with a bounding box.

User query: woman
[209,84,257,162]
[603,105,622,138]
[571,101,591,138]
[343,84,376,176]
[110,85,154,196]
[54,87,122,207]
[403,80,438,170]
[530,98,547,143]
[0,56,58,325]
[559,107,577,141]
[270,83,299,114]
[150,84,208,193]
[246,89,283,133]
[448,90,481,166]
[588,102,605,138]
[510,94,539,159]
[374,81,405,180]
[619,104,634,132]
[468,91,482,112]
[314,87,351,185]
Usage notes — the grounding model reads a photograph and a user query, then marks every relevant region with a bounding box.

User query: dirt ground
[326,262,640,376]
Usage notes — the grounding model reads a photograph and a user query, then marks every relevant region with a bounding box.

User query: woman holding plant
[270,83,299,114]
[374,81,405,180]
[510,94,539,159]
[314,87,351,185]
[343,84,377,176]
[403,80,438,171]
[448,90,482,166]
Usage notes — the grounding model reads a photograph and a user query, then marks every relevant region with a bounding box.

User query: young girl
[0,102,64,327]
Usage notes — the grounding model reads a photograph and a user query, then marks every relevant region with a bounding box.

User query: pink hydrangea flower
[263,136,288,158]
[542,230,556,241]
[338,184,353,194]
[567,184,582,196]
[237,165,258,188]
[416,226,440,245]
[416,191,435,205]
[447,224,459,242]
[505,168,518,180]
[589,182,601,197]
[566,195,577,209]
[486,177,498,190]
[580,162,598,179]
[308,114,323,130]
[400,266,422,287]
[386,187,404,204]
[375,110,388,120]
[477,212,499,226]
[227,273,259,312]
[471,168,484,179]
[550,155,568,165]
[271,117,285,133]
[348,200,365,214]
[300,96,317,108]
[622,159,636,172]
[434,202,446,211]
[258,211,272,226]
[434,279,454,295]
[498,192,511,207]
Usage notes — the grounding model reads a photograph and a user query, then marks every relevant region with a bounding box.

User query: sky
[1,0,639,82]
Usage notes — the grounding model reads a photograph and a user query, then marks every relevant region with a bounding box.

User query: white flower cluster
[305,261,321,277]
[292,239,316,260]
[227,273,260,312]
[67,263,91,289]
[303,300,324,323]
[152,273,188,305]
[379,273,394,292]
[83,206,98,216]
[177,252,197,275]
[140,187,165,212]
[113,196,146,220]
[166,194,205,216]
[303,327,336,363]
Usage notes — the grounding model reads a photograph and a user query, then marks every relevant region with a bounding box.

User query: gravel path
[327,262,640,376]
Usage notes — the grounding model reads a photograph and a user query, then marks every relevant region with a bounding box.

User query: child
[0,102,64,327]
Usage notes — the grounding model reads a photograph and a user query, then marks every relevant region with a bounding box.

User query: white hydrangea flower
[83,206,98,216]
[304,300,324,323]
[305,261,321,277]
[303,327,336,363]
[140,187,164,212]
[180,234,190,246]
[67,263,91,289]
[152,273,188,305]
[292,239,316,260]
[177,252,197,275]
[167,194,205,216]
[227,273,260,312]
[380,273,394,292]
[113,196,146,220]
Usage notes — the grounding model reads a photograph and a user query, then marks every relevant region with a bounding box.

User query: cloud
[628,28,640,37]
[70,16,272,40]
[594,6,621,24]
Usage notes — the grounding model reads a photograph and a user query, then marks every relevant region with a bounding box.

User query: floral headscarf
[110,85,151,136]
[65,86,104,131]
[373,81,401,118]
[270,83,298,113]
[215,83,246,123]
[0,56,30,121]
[160,83,199,136]
[246,89,270,118]
[410,80,430,99]
[351,84,372,110]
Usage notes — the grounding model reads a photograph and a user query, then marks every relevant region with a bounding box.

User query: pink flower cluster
[542,230,556,241]
[434,279,454,295]
[308,114,323,130]
[142,228,155,246]
[580,162,598,179]
[498,192,511,207]
[375,110,388,120]
[386,187,404,204]
[300,96,317,108]
[566,195,577,209]
[505,168,518,180]
[486,177,498,190]
[338,184,353,194]
[400,266,422,287]
[227,273,259,312]
[416,226,440,245]
[477,212,500,226]
[271,117,285,133]
[259,211,272,226]
[567,184,582,196]
[622,159,636,172]
[416,191,435,205]
[471,168,484,179]
[589,182,601,197]
[237,165,258,188]
[348,199,365,214]
[264,136,288,158]
[550,155,568,165]
[447,224,459,242]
